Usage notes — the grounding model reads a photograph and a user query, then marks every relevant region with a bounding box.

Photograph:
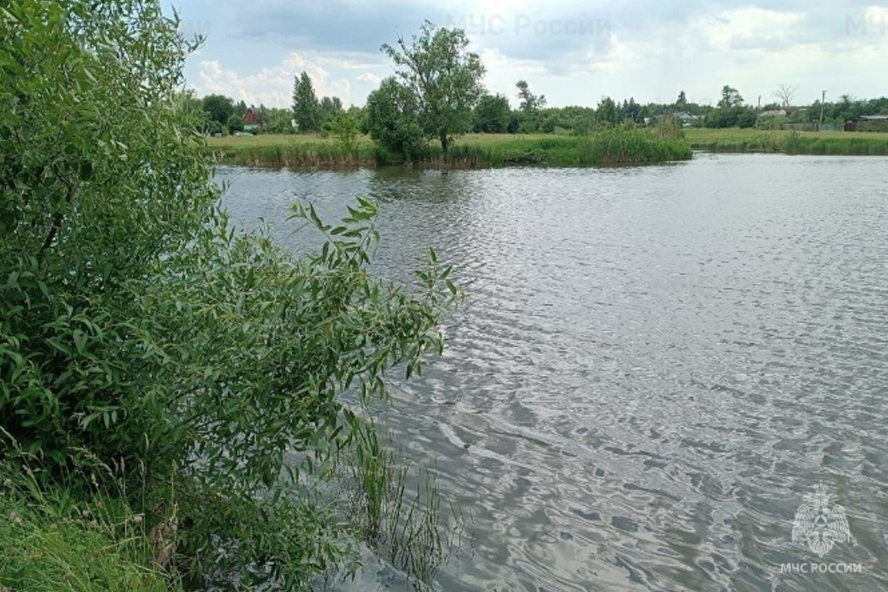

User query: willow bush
[0,1,455,589]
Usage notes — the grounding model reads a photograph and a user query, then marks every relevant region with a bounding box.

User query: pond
[219,154,888,592]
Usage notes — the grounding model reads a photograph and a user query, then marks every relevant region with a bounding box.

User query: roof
[860,115,888,120]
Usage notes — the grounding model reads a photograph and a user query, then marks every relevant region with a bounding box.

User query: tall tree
[718,85,744,108]
[318,95,343,127]
[382,21,486,154]
[292,71,320,132]
[597,96,617,126]
[516,80,546,113]
[676,90,687,107]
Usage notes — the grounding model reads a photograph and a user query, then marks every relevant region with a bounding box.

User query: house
[857,114,888,132]
[242,107,263,133]
[758,109,790,118]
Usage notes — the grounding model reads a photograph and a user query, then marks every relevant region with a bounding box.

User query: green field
[684,128,888,154]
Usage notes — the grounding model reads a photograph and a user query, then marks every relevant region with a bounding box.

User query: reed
[335,422,464,590]
[205,131,693,169]
[685,128,888,155]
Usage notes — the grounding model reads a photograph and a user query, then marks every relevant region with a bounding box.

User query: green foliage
[263,106,296,134]
[382,21,486,153]
[0,460,176,592]
[718,84,744,108]
[704,106,756,128]
[226,113,244,133]
[365,77,427,161]
[473,94,512,133]
[516,80,546,113]
[597,96,618,127]
[201,94,234,125]
[318,95,344,129]
[328,111,362,152]
[1,1,457,588]
[292,71,320,132]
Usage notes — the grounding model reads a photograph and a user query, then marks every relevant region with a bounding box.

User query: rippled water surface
[219,154,888,592]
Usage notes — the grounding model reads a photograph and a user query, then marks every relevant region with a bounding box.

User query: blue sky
[172,0,888,108]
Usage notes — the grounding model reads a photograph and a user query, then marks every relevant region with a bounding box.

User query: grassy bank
[685,128,888,155]
[204,130,693,168]
[0,464,176,592]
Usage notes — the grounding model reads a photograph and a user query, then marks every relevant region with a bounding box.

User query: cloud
[357,72,382,86]
[193,52,352,108]
[179,0,888,107]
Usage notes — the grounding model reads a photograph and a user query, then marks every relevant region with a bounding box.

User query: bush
[1,1,456,588]
[365,77,427,161]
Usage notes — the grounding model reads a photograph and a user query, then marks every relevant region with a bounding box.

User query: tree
[676,90,687,107]
[516,80,546,113]
[292,71,320,132]
[773,83,797,108]
[202,93,234,125]
[597,96,618,126]
[227,112,244,133]
[382,21,486,154]
[473,94,512,133]
[328,110,361,151]
[365,77,426,161]
[319,95,343,128]
[718,85,744,108]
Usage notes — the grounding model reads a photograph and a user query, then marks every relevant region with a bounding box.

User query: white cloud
[193,52,352,108]
[357,72,382,85]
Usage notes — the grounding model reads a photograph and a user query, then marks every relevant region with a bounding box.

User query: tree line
[191,22,888,155]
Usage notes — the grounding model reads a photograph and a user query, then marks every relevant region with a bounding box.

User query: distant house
[857,114,888,132]
[673,111,701,127]
[242,107,263,133]
[758,109,790,118]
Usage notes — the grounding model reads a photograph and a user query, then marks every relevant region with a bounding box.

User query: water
[218,154,888,592]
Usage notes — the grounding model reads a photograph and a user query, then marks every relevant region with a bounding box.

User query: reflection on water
[220,154,888,592]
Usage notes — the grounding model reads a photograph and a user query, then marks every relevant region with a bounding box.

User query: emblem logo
[792,484,853,557]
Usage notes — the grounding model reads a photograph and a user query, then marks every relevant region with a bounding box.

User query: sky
[172,0,888,109]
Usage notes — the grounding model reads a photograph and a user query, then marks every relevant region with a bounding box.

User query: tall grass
[205,130,692,169]
[685,128,888,155]
[0,462,176,592]
[334,422,464,590]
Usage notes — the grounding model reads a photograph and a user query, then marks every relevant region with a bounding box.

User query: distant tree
[318,96,343,128]
[201,94,234,125]
[473,94,512,133]
[676,90,687,107]
[773,84,797,108]
[292,71,320,132]
[328,111,362,152]
[227,113,244,132]
[263,107,295,134]
[718,85,744,108]
[234,100,248,117]
[516,80,547,113]
[382,21,486,153]
[597,96,617,126]
[364,77,426,160]
[621,97,643,123]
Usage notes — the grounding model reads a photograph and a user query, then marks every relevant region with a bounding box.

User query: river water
[219,154,888,592]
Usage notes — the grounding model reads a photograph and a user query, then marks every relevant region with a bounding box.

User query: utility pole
[819,90,826,131]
